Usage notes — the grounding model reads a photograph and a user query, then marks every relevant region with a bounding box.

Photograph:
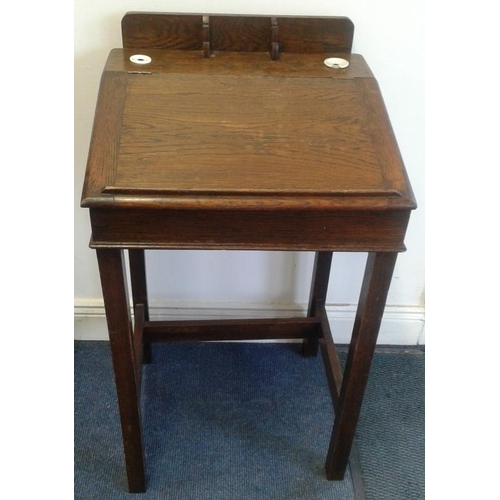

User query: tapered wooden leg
[302,252,333,356]
[129,249,152,364]
[325,251,398,480]
[96,248,146,493]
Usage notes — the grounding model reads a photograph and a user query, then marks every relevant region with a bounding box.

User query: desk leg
[96,249,147,493]
[325,251,397,479]
[129,249,152,363]
[303,252,333,356]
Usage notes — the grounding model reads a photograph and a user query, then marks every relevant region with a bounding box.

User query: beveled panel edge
[80,71,127,207]
[355,77,418,209]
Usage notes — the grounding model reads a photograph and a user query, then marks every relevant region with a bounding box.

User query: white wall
[74,0,425,344]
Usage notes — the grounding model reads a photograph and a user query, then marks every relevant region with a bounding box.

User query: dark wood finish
[143,317,320,342]
[133,304,145,387]
[129,250,149,320]
[96,249,146,493]
[81,13,416,492]
[81,51,414,214]
[89,208,410,252]
[278,17,354,53]
[86,68,409,201]
[81,71,127,205]
[99,49,374,81]
[303,252,333,356]
[210,15,271,53]
[121,13,354,58]
[317,303,367,499]
[309,255,334,317]
[122,13,203,50]
[115,76,383,193]
[129,249,151,363]
[318,303,344,408]
[325,252,398,480]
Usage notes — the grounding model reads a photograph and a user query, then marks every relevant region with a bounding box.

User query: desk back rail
[122,12,354,59]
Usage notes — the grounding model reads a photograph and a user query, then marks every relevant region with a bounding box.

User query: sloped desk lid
[81,49,416,211]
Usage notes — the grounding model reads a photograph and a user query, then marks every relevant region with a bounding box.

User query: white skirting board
[74,300,425,346]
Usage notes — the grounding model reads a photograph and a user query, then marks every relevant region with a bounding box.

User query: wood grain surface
[81,51,415,213]
[89,208,411,251]
[112,74,383,195]
[122,13,354,57]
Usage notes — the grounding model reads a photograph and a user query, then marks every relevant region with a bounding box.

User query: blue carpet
[74,342,424,499]
[355,350,425,499]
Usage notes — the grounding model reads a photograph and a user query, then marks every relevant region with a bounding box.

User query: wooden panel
[122,12,202,50]
[210,15,271,52]
[89,208,411,251]
[112,74,384,195]
[278,17,354,53]
[121,13,353,54]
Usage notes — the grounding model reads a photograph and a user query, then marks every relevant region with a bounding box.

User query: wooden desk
[81,13,416,493]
